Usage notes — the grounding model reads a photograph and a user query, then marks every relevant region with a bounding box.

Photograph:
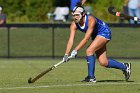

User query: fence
[0,23,140,59]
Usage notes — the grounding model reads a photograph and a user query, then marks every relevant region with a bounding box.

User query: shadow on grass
[76,80,134,83]
[97,80,134,82]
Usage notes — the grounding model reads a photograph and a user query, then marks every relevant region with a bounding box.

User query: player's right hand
[70,50,77,58]
[63,54,69,62]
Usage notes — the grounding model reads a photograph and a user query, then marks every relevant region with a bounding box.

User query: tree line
[0,0,124,23]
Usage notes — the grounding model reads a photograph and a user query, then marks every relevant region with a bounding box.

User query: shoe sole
[126,63,131,81]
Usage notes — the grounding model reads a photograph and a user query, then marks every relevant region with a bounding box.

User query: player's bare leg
[96,41,131,81]
[83,36,108,82]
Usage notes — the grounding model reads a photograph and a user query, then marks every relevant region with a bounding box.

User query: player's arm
[0,19,5,24]
[74,16,96,51]
[65,21,77,55]
[124,0,129,6]
[81,0,86,5]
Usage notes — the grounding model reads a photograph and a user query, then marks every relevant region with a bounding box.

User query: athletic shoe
[123,63,131,81]
[82,76,96,82]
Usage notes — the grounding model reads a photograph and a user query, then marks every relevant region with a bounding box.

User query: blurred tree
[0,0,53,22]
[0,0,125,23]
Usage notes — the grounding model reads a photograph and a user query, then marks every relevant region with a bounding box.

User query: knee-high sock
[86,55,96,78]
[106,59,126,71]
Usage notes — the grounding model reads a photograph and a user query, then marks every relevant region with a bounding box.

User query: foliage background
[0,0,125,23]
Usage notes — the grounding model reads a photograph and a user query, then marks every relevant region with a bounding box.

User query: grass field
[0,58,140,93]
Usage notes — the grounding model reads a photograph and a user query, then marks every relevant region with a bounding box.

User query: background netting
[0,26,139,59]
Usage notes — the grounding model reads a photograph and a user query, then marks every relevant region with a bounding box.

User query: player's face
[72,11,82,23]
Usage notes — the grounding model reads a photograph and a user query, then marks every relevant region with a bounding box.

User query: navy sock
[106,59,126,70]
[86,55,96,78]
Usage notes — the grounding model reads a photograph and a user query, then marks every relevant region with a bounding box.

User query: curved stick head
[28,77,32,84]
[108,7,115,11]
[108,6,116,15]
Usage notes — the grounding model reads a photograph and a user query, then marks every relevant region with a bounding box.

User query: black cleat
[82,76,96,82]
[123,63,131,81]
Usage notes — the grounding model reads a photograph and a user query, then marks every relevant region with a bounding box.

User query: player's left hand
[63,54,69,62]
[70,50,77,58]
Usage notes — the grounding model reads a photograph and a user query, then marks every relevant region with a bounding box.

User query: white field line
[0,82,140,90]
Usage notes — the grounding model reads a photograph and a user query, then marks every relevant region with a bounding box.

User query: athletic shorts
[91,26,111,40]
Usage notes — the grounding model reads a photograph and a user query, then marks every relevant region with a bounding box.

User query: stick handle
[53,60,64,67]
[53,56,72,67]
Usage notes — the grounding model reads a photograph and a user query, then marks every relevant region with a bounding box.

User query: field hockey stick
[28,56,73,83]
[108,6,140,22]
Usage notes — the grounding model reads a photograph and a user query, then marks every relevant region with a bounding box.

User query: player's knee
[86,48,95,56]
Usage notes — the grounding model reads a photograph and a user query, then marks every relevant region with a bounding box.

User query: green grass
[0,58,140,93]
